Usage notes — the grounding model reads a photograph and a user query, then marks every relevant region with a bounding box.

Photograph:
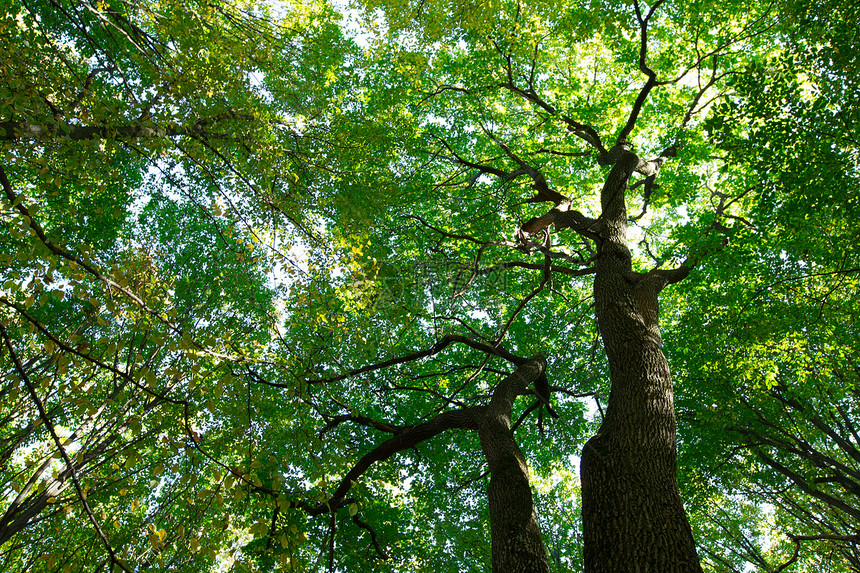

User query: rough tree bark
[580,150,702,572]
[478,357,551,573]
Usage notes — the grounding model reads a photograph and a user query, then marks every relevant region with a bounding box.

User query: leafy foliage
[1,0,858,571]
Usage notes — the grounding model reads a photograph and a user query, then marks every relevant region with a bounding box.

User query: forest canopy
[1,0,858,571]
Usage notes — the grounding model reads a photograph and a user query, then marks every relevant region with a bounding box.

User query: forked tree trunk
[580,151,702,572]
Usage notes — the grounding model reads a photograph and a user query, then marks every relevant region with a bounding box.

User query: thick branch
[298,407,483,516]
[498,82,607,155]
[0,113,256,142]
[427,133,525,182]
[753,449,860,522]
[480,125,568,205]
[776,533,860,573]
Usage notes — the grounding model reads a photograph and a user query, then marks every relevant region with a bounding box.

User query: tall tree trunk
[580,151,702,572]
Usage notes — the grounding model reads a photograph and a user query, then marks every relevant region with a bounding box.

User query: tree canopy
[1,0,858,571]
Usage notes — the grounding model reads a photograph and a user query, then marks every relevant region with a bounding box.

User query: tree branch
[0,113,255,142]
[296,334,529,387]
[616,0,666,146]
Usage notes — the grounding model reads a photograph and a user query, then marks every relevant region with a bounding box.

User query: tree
[1,0,858,572]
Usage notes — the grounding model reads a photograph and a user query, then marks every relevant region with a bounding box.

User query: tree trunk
[580,151,702,572]
[479,358,551,573]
